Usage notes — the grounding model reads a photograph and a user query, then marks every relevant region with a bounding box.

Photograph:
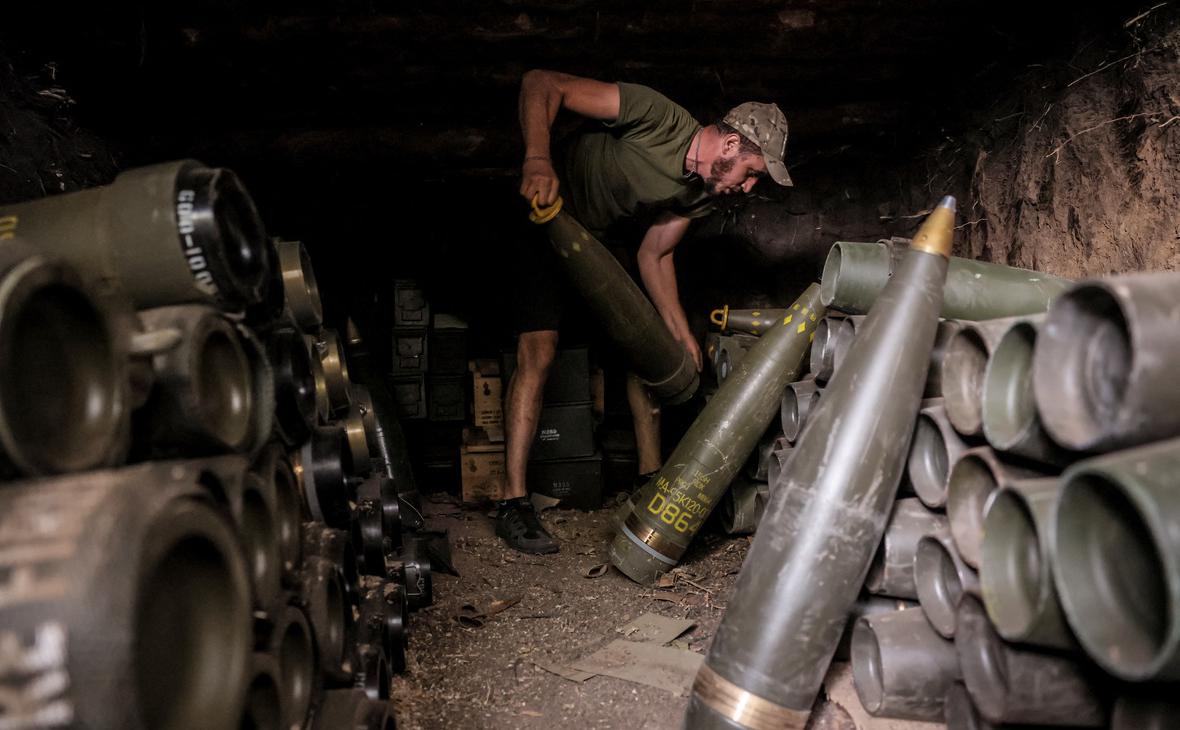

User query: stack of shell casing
[783,238,1180,727]
[0,161,431,730]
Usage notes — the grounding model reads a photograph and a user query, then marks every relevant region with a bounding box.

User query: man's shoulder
[615,82,695,126]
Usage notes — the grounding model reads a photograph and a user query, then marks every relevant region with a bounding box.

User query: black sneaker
[495,499,559,554]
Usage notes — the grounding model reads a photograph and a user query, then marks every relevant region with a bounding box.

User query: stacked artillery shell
[906,399,968,508]
[945,446,1045,569]
[714,333,757,385]
[864,498,949,600]
[1051,438,1180,681]
[529,198,698,403]
[940,316,1024,437]
[720,477,771,535]
[686,197,956,729]
[851,606,961,721]
[1034,272,1180,452]
[710,306,789,336]
[980,316,1072,465]
[923,319,962,398]
[807,315,843,381]
[914,532,980,638]
[276,240,324,331]
[0,159,272,311]
[135,304,258,455]
[0,463,254,730]
[834,594,917,661]
[956,596,1108,725]
[827,314,864,378]
[610,284,823,584]
[743,426,782,482]
[820,239,1070,320]
[978,477,1074,649]
[780,378,821,442]
[0,238,131,476]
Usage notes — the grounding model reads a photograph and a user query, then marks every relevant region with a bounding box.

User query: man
[497,69,792,553]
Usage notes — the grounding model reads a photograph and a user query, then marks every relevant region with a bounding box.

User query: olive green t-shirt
[560,83,713,237]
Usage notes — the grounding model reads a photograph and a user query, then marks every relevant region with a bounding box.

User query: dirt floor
[390,497,941,730]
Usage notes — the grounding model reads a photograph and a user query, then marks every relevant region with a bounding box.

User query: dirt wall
[961,7,1180,277]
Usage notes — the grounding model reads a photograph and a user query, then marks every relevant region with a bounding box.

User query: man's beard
[704,155,736,196]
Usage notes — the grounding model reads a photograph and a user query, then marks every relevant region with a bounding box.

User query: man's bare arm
[518,70,621,206]
[636,213,703,371]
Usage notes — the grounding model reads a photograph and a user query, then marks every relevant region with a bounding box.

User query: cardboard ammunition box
[427,375,466,422]
[460,427,506,504]
[393,279,430,327]
[392,329,428,373]
[503,345,590,404]
[530,401,596,461]
[390,374,426,419]
[527,452,604,511]
[470,359,504,435]
[429,314,468,375]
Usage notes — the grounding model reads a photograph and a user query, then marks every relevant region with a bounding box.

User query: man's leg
[626,372,662,478]
[497,329,560,554]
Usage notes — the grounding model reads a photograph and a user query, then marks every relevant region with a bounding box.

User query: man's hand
[520,157,560,207]
[678,330,703,372]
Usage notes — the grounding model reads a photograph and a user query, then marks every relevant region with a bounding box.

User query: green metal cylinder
[979,478,1074,650]
[821,240,1070,320]
[276,240,323,331]
[808,316,842,381]
[535,207,698,404]
[827,314,864,380]
[1052,438,1180,681]
[610,284,823,584]
[941,316,1025,437]
[779,378,820,443]
[865,497,949,600]
[0,239,130,476]
[915,532,980,638]
[924,319,962,398]
[945,446,1047,569]
[766,441,793,489]
[851,606,961,721]
[0,160,271,311]
[956,595,1107,726]
[1033,273,1180,452]
[136,304,256,455]
[907,400,968,509]
[712,306,788,336]
[835,594,916,662]
[715,334,756,386]
[686,198,955,729]
[980,317,1071,465]
[720,477,770,535]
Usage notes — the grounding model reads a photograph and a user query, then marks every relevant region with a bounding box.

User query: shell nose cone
[938,195,958,213]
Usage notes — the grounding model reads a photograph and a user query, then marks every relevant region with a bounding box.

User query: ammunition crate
[429,314,468,375]
[503,345,590,404]
[460,427,506,504]
[528,452,604,511]
[390,374,427,419]
[393,279,430,327]
[392,329,428,373]
[529,401,596,462]
[427,375,466,422]
[470,359,504,435]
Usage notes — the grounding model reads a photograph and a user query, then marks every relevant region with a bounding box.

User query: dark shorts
[510,221,639,337]
[510,222,568,333]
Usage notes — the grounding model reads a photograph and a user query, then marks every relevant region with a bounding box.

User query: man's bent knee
[517,330,559,375]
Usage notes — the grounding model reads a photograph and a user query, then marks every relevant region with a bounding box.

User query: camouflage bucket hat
[723,101,793,186]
